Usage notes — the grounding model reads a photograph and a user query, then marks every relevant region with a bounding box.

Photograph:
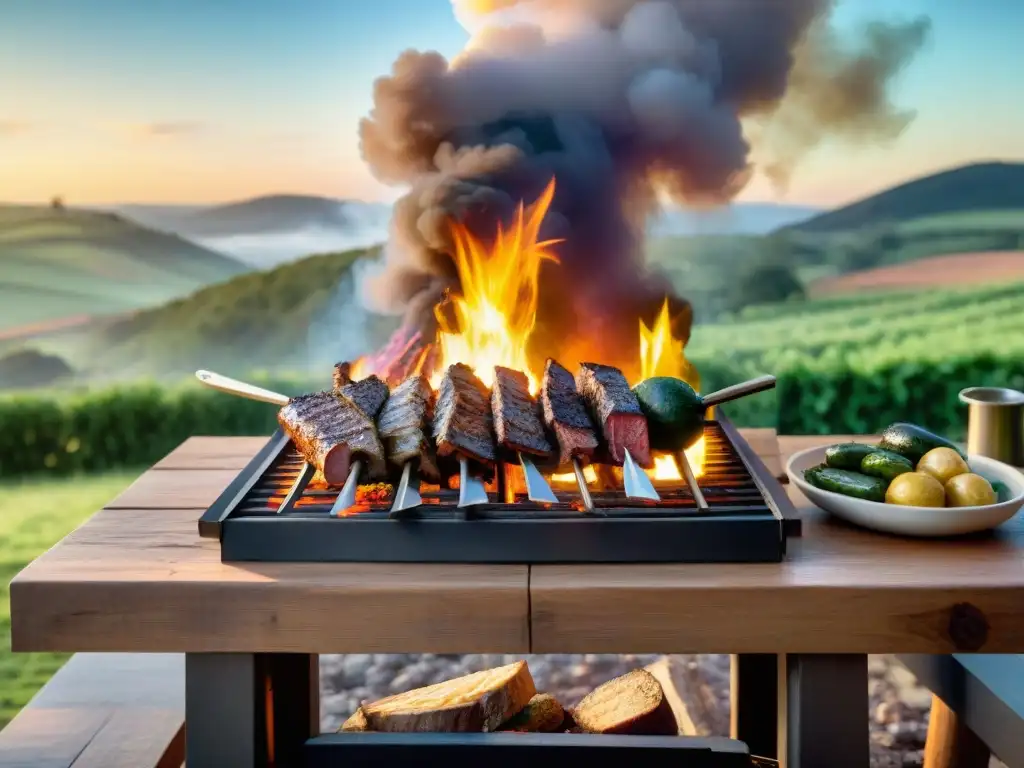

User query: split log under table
[9,432,1024,768]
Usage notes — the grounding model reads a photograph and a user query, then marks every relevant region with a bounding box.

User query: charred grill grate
[199,418,799,564]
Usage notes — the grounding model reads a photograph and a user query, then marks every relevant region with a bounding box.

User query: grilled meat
[576,362,652,468]
[277,391,386,484]
[340,375,389,419]
[433,363,497,467]
[540,359,599,467]
[491,366,553,458]
[376,374,440,481]
[332,361,352,390]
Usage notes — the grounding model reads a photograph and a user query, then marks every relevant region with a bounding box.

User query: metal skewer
[571,457,595,513]
[622,448,660,501]
[457,457,490,508]
[389,462,422,517]
[675,450,707,511]
[518,452,559,504]
[330,460,363,516]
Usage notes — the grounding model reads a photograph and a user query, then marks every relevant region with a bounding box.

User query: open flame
[430,178,561,393]
[638,299,705,481]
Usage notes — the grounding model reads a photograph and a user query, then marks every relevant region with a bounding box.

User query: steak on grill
[540,358,599,467]
[277,391,386,484]
[576,362,652,468]
[339,374,389,419]
[433,363,496,467]
[376,374,440,481]
[491,366,553,458]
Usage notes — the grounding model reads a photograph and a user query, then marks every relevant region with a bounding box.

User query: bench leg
[185,652,319,768]
[924,693,991,768]
[730,654,778,759]
[778,654,868,768]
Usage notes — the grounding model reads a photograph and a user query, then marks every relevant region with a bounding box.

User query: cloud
[0,120,35,136]
[104,121,207,140]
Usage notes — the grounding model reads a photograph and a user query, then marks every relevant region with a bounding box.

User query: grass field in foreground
[0,471,138,729]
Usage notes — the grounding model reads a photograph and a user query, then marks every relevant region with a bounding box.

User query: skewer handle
[571,457,595,513]
[700,375,776,409]
[195,370,291,406]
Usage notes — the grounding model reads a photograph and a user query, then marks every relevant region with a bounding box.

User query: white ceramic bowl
[786,445,1024,537]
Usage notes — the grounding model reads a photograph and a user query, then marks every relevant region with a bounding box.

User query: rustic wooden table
[10,432,1024,768]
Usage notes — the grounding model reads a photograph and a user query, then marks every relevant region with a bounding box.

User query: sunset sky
[2,0,1022,208]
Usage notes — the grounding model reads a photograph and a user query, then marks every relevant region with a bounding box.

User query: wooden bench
[897,655,1024,768]
[0,653,185,768]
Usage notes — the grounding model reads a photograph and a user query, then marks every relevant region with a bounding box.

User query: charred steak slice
[277,391,386,484]
[332,361,353,390]
[433,363,496,467]
[491,366,554,458]
[339,375,389,419]
[376,374,440,481]
[540,358,599,466]
[575,362,652,468]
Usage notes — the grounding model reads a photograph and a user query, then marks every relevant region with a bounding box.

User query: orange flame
[431,178,562,392]
[638,299,705,481]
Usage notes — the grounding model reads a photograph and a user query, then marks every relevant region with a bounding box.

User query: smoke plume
[358,0,929,371]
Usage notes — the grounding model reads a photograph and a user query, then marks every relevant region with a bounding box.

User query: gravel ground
[320,653,1006,767]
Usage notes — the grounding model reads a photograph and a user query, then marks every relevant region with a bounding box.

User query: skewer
[622,448,660,501]
[571,457,595,513]
[330,460,363,516]
[675,450,707,511]
[457,457,490,507]
[277,461,316,515]
[389,461,422,517]
[519,452,559,504]
[196,370,290,406]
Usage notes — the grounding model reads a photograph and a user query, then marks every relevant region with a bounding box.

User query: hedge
[0,357,1020,478]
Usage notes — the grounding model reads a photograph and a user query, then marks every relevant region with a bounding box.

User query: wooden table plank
[530,434,1024,654]
[11,506,529,654]
[153,437,271,470]
[106,469,244,509]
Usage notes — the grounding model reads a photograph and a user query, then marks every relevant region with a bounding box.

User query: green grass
[0,205,248,332]
[0,471,138,729]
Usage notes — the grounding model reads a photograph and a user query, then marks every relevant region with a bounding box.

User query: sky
[1,0,1023,208]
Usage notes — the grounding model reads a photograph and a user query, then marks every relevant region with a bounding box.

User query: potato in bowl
[787,422,1023,536]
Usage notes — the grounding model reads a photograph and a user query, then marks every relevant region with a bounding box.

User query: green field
[0,205,247,331]
[0,471,138,729]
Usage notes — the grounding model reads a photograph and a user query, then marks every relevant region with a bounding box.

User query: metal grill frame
[198,416,799,564]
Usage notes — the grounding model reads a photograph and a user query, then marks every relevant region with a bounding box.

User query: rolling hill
[808,251,1024,297]
[784,161,1024,234]
[0,204,248,332]
[57,247,401,381]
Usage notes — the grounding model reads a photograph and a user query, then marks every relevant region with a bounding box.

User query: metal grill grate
[199,417,798,564]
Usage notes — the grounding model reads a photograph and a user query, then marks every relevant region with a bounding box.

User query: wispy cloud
[103,121,207,140]
[0,120,35,136]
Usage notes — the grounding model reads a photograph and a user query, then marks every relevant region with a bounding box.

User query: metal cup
[959,387,1024,466]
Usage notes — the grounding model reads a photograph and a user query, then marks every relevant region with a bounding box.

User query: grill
[199,416,799,563]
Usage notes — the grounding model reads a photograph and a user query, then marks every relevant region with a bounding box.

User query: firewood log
[571,668,678,736]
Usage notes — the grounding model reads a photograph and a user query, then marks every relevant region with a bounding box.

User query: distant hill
[62,247,400,382]
[785,161,1024,234]
[808,251,1024,297]
[0,204,248,332]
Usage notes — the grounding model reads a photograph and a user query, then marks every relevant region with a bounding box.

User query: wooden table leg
[777,654,868,768]
[185,652,319,768]
[924,692,991,768]
[731,654,778,759]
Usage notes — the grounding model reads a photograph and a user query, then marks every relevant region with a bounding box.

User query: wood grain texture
[11,506,529,653]
[530,435,1024,654]
[0,655,184,768]
[106,468,243,509]
[153,436,270,470]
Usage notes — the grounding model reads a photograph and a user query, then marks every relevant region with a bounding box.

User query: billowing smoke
[358,0,929,371]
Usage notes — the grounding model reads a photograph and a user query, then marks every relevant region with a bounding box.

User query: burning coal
[357,0,929,380]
